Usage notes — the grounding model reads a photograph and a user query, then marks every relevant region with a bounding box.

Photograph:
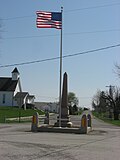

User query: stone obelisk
[54,72,72,127]
[61,72,69,119]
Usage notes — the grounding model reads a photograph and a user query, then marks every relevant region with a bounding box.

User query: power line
[3,34,59,40]
[1,15,34,21]
[0,43,120,68]
[3,29,120,40]
[1,3,120,21]
[65,29,120,36]
[79,97,92,99]
[62,44,120,58]
[65,3,120,13]
[36,95,93,99]
[36,95,58,99]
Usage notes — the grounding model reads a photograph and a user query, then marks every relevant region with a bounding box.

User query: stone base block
[54,116,72,127]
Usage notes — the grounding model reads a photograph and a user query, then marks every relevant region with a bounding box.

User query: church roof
[0,78,18,91]
[12,67,19,74]
[14,92,28,99]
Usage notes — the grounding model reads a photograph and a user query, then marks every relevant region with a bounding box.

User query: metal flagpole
[59,7,63,127]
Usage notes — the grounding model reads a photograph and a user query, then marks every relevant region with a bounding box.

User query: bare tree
[100,86,120,120]
[115,63,120,78]
[92,87,120,120]
[92,90,108,113]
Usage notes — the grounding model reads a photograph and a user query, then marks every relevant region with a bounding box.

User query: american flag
[36,11,62,29]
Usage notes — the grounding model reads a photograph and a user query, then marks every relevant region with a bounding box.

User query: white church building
[0,68,35,109]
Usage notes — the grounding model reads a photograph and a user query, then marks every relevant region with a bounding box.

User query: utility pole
[106,85,115,98]
[106,85,115,119]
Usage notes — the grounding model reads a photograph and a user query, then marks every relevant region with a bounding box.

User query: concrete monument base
[54,115,72,127]
[31,112,92,134]
[34,125,92,134]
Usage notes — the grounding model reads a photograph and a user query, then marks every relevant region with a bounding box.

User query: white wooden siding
[0,91,14,106]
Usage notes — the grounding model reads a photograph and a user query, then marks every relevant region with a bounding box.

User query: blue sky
[0,0,120,108]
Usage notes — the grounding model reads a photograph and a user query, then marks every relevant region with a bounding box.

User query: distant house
[0,68,35,109]
[35,102,59,113]
[14,92,35,110]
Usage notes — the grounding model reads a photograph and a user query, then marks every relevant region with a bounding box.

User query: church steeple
[12,67,20,80]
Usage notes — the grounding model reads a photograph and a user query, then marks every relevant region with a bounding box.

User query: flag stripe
[36,11,62,29]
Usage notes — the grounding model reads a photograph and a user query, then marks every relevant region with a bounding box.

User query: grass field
[0,106,44,123]
[93,111,120,126]
[100,119,120,126]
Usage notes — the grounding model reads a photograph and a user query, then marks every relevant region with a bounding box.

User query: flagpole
[59,7,63,127]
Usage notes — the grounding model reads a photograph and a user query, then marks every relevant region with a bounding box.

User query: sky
[0,0,120,108]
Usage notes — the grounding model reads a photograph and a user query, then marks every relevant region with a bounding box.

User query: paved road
[0,115,120,160]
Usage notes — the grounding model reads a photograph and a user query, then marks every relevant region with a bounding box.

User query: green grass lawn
[100,119,120,126]
[92,111,120,126]
[0,106,44,123]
